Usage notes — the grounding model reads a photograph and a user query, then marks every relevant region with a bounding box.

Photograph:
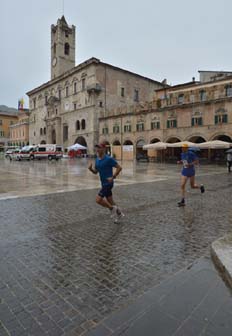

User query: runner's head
[95,143,106,157]
[182,143,189,152]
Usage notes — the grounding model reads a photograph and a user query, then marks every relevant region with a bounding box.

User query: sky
[1,0,232,108]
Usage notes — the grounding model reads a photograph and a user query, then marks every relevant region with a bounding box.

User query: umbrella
[167,141,198,148]
[68,143,87,151]
[198,140,231,149]
[143,142,168,150]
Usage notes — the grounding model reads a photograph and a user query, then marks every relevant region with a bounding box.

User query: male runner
[177,144,205,207]
[88,143,123,222]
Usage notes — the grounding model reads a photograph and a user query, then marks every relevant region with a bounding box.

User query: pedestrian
[88,143,124,222]
[226,151,232,173]
[177,144,205,207]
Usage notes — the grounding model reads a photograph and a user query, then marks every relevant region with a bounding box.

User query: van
[19,146,37,161]
[30,144,63,160]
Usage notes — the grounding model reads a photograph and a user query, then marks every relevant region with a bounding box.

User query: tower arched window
[76,120,80,131]
[64,43,70,55]
[81,119,86,130]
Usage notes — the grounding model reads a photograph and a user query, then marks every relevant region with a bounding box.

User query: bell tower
[51,16,76,80]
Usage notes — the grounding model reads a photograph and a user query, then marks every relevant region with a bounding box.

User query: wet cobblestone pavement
[0,167,232,335]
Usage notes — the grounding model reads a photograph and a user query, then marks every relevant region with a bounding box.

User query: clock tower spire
[51,16,76,79]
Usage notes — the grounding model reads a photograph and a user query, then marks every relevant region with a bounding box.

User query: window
[121,87,125,97]
[99,101,103,107]
[113,125,120,133]
[10,121,13,125]
[65,86,69,97]
[178,94,184,104]
[215,114,228,124]
[76,120,80,131]
[38,147,46,152]
[74,82,77,94]
[45,96,48,105]
[151,121,160,130]
[0,120,2,125]
[167,119,177,128]
[55,109,58,115]
[64,43,70,55]
[65,31,69,38]
[102,127,109,134]
[0,131,4,137]
[190,94,195,103]
[54,43,56,55]
[225,85,232,97]
[44,127,46,135]
[63,125,69,141]
[82,78,86,91]
[58,89,62,100]
[136,123,144,132]
[199,90,206,102]
[134,89,139,102]
[81,119,86,130]
[124,124,132,132]
[40,128,43,135]
[74,103,77,110]
[191,117,203,126]
[33,98,36,109]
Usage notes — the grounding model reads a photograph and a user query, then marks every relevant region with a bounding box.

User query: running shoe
[178,200,185,207]
[200,185,205,194]
[110,206,117,219]
[116,207,125,220]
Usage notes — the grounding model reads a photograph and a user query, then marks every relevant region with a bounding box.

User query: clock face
[52,57,57,67]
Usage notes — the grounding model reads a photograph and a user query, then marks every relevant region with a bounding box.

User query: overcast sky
[1,0,232,108]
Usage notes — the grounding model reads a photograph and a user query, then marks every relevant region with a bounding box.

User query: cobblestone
[0,167,231,334]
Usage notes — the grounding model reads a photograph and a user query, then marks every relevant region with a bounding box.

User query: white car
[8,149,21,161]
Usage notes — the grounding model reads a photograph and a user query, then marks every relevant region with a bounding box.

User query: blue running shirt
[181,151,197,176]
[95,155,118,186]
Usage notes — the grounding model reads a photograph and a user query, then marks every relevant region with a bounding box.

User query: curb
[211,233,232,288]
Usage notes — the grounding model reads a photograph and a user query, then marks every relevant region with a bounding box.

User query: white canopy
[143,142,168,150]
[167,141,198,148]
[198,140,231,149]
[68,143,87,151]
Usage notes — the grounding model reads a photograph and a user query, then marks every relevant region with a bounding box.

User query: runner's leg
[181,175,188,198]
[96,195,113,210]
[190,176,199,189]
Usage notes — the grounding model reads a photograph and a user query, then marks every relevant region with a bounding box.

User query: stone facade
[99,74,232,160]
[9,109,29,147]
[27,17,165,154]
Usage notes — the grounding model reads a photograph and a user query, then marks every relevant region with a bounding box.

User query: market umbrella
[198,140,231,149]
[167,141,198,148]
[143,142,168,150]
[68,143,87,151]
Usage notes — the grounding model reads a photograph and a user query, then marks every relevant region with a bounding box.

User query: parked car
[5,147,19,159]
[136,153,149,162]
[8,149,21,161]
[30,144,63,160]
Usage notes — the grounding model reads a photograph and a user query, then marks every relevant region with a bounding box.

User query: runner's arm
[113,163,122,179]
[88,163,98,174]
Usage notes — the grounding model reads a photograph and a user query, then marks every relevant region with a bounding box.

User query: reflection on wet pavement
[0,157,226,200]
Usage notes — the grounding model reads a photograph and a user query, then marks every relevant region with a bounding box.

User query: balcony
[87,83,102,94]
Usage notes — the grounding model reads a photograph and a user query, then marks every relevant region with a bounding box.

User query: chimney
[192,77,195,82]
